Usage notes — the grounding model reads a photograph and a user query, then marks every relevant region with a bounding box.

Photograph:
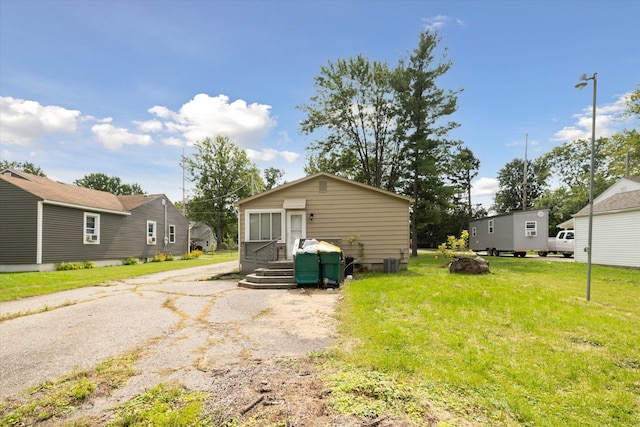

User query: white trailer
[468,209,549,257]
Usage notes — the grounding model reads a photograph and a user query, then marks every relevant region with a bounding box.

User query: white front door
[286,211,306,259]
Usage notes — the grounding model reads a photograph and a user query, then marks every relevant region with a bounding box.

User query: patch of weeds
[0,300,78,322]
[252,307,273,320]
[162,297,189,330]
[106,382,210,427]
[208,272,243,280]
[122,257,139,265]
[0,352,140,425]
[327,368,425,421]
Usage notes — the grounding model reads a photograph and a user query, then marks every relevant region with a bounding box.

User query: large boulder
[449,256,490,274]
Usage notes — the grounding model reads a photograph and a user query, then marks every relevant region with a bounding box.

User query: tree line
[492,89,639,234]
[4,29,637,249]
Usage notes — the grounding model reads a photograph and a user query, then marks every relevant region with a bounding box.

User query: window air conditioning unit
[86,234,98,242]
[148,237,156,244]
[526,230,537,237]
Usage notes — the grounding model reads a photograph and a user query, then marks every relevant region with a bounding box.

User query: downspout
[37,201,43,265]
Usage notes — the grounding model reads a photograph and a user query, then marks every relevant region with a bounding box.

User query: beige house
[234,172,413,274]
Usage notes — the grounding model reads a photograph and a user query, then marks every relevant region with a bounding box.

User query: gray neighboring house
[189,221,216,252]
[573,176,640,268]
[468,209,550,257]
[0,169,190,272]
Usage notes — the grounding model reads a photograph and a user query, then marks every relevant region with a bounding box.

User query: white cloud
[280,150,300,163]
[553,91,631,143]
[91,122,153,150]
[471,177,499,197]
[246,148,300,163]
[422,15,465,31]
[149,93,277,147]
[0,96,81,145]
[134,119,163,132]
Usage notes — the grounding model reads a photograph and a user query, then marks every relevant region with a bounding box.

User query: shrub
[56,262,95,271]
[181,250,203,260]
[436,230,471,263]
[122,257,138,266]
[152,252,167,262]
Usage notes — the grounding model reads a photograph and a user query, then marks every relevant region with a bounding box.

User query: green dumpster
[319,251,342,284]
[294,252,320,285]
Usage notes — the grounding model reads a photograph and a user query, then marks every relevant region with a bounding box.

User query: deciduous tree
[74,173,144,195]
[299,55,403,190]
[0,161,46,176]
[185,136,263,244]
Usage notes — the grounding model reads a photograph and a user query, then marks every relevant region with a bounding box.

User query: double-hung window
[84,213,100,244]
[169,225,176,243]
[488,219,495,234]
[247,211,283,241]
[147,221,157,245]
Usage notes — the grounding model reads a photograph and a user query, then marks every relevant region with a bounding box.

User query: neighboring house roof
[574,189,640,216]
[235,172,414,206]
[1,169,129,215]
[117,194,164,210]
[190,222,216,241]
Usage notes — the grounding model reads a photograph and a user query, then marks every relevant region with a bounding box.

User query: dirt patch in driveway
[0,262,413,426]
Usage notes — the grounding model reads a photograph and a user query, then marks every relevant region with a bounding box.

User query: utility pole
[181,148,186,216]
[522,133,528,211]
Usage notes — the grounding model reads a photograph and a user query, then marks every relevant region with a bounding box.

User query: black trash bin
[344,256,355,276]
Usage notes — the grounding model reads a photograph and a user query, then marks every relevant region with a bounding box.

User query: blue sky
[1,0,638,208]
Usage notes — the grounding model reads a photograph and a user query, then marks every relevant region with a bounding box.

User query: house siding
[41,204,124,263]
[118,197,189,259]
[0,181,39,264]
[575,210,640,268]
[238,174,411,271]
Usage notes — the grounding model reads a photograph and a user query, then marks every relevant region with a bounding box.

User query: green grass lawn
[0,251,238,302]
[331,253,640,426]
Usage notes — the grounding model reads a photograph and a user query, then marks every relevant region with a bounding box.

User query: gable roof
[1,169,129,215]
[235,172,414,206]
[574,188,640,216]
[117,194,164,210]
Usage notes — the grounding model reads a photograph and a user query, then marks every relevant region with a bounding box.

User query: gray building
[468,209,550,257]
[0,169,189,272]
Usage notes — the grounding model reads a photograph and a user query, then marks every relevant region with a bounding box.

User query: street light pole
[575,72,597,301]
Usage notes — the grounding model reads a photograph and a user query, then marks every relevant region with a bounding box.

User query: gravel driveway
[0,261,340,404]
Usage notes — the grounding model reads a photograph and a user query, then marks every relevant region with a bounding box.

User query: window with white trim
[471,227,477,237]
[247,211,283,241]
[84,213,100,244]
[147,220,157,245]
[525,221,537,237]
[488,219,495,234]
[169,224,176,243]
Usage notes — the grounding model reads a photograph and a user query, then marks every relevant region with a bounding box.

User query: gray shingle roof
[1,169,129,214]
[574,189,640,216]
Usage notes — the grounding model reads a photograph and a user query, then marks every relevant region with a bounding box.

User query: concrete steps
[238,263,297,289]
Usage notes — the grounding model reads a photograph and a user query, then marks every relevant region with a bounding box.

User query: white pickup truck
[538,229,574,258]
